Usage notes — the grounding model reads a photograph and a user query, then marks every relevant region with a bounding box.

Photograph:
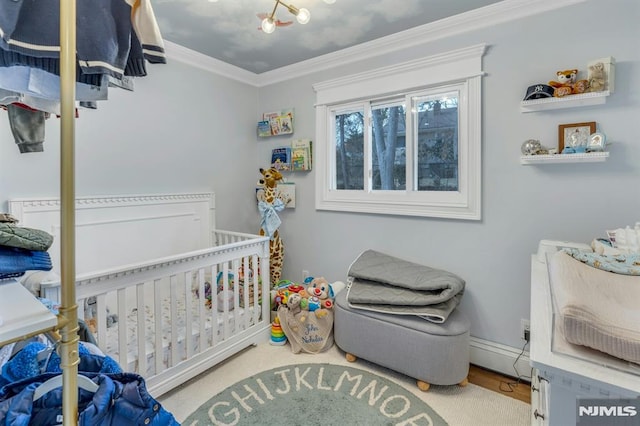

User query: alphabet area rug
[183,363,446,426]
[160,343,530,425]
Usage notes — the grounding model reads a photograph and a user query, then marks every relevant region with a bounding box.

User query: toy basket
[277,306,334,354]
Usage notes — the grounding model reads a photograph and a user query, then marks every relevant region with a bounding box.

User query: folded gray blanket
[346,250,465,323]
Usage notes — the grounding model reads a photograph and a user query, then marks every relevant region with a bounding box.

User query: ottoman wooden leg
[458,377,469,387]
[416,380,430,392]
[345,353,357,362]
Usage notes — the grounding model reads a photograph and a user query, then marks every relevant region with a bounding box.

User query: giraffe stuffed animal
[257,167,286,286]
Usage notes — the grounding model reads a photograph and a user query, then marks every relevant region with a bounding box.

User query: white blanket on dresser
[548,250,640,364]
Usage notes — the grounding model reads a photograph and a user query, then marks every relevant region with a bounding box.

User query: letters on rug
[182,362,447,425]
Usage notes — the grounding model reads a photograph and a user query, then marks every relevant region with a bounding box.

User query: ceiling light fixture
[261,0,335,34]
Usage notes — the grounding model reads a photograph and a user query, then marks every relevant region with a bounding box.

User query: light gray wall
[1,0,637,352]
[0,59,259,233]
[257,0,640,348]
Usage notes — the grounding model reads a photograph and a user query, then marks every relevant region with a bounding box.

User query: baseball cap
[523,84,554,101]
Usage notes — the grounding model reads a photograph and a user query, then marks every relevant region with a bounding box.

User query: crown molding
[165,0,586,88]
[164,40,260,86]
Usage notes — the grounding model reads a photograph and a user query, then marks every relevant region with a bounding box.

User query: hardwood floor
[468,364,532,404]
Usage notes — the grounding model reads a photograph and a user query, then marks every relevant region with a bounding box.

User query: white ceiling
[152,0,503,74]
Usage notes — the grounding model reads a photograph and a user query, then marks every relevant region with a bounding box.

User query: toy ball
[521,139,542,155]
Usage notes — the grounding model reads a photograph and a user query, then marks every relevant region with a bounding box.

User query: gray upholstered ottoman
[334,290,470,391]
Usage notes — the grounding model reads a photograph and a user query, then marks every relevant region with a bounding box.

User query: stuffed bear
[548,69,589,97]
[287,292,302,316]
[587,62,606,92]
[284,292,304,329]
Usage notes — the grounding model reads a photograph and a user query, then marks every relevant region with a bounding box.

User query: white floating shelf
[520,152,609,165]
[0,278,58,345]
[520,91,610,112]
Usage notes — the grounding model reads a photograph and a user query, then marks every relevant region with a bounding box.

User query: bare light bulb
[296,8,310,24]
[261,18,276,33]
[323,0,336,4]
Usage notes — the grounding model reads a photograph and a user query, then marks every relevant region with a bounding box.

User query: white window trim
[313,43,486,220]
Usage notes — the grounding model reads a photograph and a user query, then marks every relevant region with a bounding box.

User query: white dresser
[529,255,640,425]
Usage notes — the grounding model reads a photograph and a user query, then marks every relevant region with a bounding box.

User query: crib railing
[45,230,270,396]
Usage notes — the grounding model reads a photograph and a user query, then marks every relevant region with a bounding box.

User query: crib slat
[136,283,147,377]
[222,263,231,340]
[169,275,178,367]
[242,256,250,330]
[154,278,163,374]
[250,254,259,326]
[184,271,193,360]
[210,264,219,346]
[78,297,86,322]
[196,268,206,352]
[232,258,240,333]
[117,289,128,370]
[96,294,108,351]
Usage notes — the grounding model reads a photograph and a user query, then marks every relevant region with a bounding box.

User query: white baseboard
[470,336,532,382]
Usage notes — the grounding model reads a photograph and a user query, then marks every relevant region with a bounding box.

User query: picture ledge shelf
[520,91,610,112]
[520,151,609,165]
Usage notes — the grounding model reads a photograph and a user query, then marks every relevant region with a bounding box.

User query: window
[313,44,486,219]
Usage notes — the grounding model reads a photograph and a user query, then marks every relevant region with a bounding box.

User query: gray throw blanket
[346,250,465,323]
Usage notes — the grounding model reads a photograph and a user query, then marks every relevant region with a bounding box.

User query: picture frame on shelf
[587,132,607,152]
[558,121,596,153]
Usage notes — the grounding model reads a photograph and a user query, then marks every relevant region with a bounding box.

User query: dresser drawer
[530,370,549,426]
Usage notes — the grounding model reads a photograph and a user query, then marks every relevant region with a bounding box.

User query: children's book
[263,109,294,136]
[277,115,293,134]
[257,121,271,137]
[269,117,280,136]
[291,139,312,171]
[271,147,291,171]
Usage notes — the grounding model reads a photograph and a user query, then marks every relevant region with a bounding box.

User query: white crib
[9,193,271,397]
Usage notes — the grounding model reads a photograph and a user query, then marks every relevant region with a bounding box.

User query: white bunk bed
[8,193,271,397]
